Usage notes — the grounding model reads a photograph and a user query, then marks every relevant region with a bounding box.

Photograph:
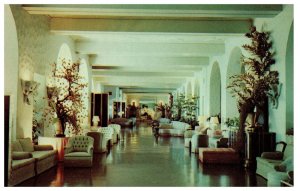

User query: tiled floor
[19,123,267,187]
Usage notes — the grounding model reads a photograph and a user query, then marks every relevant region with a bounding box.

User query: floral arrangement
[45,59,88,136]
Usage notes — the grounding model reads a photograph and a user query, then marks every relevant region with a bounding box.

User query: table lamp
[210,116,219,129]
[198,116,207,124]
[92,116,100,127]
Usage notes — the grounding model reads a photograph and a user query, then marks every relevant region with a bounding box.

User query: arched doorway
[226,47,243,119]
[209,61,221,117]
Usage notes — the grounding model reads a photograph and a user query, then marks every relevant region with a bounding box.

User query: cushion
[12,141,23,152]
[274,157,293,172]
[64,152,92,157]
[12,152,32,160]
[18,138,34,152]
[159,123,172,129]
[11,158,35,170]
[207,129,223,138]
[261,151,283,160]
[31,150,57,161]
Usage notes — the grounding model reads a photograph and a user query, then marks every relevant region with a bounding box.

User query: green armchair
[64,136,94,167]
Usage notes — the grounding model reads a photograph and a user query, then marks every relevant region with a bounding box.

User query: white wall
[4,5,19,141]
[254,5,293,142]
[4,5,19,182]
[10,5,76,138]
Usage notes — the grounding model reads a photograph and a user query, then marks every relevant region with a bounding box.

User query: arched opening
[44,43,73,136]
[285,21,293,133]
[57,43,73,66]
[226,47,243,119]
[209,61,221,117]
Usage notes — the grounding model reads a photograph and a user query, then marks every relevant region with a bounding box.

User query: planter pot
[55,119,65,137]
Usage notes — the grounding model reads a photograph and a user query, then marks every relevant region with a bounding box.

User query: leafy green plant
[171,93,199,127]
[171,93,185,121]
[224,117,240,127]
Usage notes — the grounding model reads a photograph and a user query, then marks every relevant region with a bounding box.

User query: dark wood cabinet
[244,131,276,168]
[91,93,109,127]
[4,96,10,186]
[113,101,126,118]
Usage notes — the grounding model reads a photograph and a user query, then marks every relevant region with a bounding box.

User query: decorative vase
[55,119,65,137]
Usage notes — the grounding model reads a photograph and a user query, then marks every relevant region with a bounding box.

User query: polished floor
[19,123,267,187]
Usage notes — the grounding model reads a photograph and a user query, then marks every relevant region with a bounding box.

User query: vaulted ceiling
[22,4,282,96]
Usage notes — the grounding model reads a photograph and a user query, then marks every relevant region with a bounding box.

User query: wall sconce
[21,79,38,105]
[46,86,58,99]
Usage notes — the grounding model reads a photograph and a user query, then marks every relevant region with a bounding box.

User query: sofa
[10,138,58,186]
[158,121,191,137]
[256,142,293,184]
[110,118,133,128]
[159,118,171,124]
[184,124,209,148]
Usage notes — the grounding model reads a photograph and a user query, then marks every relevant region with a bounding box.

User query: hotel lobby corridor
[18,123,267,187]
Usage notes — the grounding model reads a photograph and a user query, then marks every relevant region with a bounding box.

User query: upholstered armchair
[86,132,107,153]
[64,136,94,167]
[191,134,209,153]
[256,141,293,186]
[98,127,114,147]
[108,124,121,144]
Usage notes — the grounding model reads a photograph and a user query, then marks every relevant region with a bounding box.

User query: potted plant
[227,26,280,152]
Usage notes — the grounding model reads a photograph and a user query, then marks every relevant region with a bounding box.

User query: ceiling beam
[76,41,224,56]
[92,70,194,77]
[23,4,282,18]
[91,56,209,66]
[51,18,251,34]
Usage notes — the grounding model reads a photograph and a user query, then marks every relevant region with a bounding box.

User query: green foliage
[227,26,279,110]
[171,93,199,126]
[225,117,240,127]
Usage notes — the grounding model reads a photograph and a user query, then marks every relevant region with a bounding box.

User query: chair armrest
[87,145,94,155]
[217,138,228,148]
[64,146,73,155]
[261,151,283,160]
[276,141,287,153]
[12,152,33,160]
[34,145,53,151]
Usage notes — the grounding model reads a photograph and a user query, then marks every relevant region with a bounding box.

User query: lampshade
[198,116,207,123]
[92,116,100,122]
[210,117,219,124]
